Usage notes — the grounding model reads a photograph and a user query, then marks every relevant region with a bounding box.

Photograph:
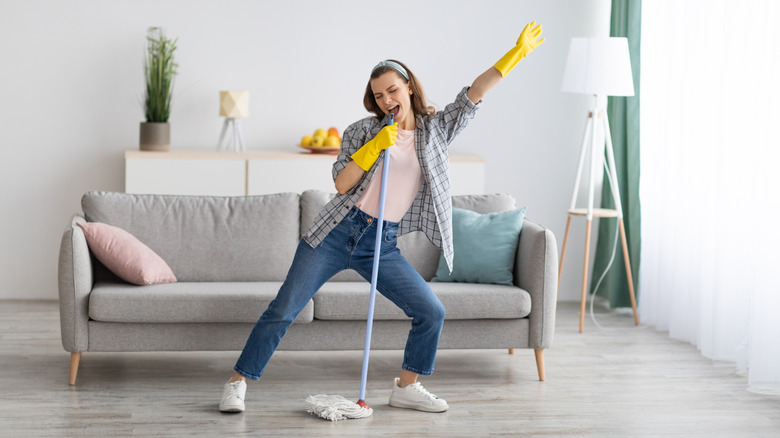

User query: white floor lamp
[559,37,638,332]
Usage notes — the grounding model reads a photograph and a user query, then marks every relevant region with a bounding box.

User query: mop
[306,113,395,421]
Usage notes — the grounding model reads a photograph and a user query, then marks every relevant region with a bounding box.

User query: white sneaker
[388,378,449,413]
[219,380,247,413]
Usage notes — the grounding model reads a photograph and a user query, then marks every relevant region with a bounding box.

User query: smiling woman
[222,21,546,415]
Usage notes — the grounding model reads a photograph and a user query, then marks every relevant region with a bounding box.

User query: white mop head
[305,394,373,421]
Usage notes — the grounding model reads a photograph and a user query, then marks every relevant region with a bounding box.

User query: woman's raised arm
[467,21,545,104]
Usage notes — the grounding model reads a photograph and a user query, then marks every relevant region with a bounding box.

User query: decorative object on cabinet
[217,90,250,152]
[558,37,638,332]
[298,127,342,154]
[140,27,178,152]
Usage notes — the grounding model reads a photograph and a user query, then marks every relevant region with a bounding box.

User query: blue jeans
[234,207,446,380]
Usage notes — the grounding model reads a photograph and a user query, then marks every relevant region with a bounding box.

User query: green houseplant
[139,27,178,151]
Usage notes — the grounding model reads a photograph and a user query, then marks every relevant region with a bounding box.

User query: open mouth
[388,105,400,116]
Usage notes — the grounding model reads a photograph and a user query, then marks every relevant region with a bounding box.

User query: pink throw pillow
[76,221,177,286]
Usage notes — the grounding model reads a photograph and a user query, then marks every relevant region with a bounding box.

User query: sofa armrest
[58,214,92,352]
[514,218,558,349]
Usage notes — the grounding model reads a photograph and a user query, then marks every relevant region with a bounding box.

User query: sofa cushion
[432,207,527,286]
[82,191,300,282]
[88,282,314,324]
[312,282,531,321]
[412,193,518,281]
[76,221,177,285]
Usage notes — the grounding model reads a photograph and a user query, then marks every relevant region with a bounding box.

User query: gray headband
[372,60,410,81]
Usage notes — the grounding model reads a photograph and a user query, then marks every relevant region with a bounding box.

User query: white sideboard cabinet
[125,149,485,196]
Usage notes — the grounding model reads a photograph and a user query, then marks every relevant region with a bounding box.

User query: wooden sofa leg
[534,349,545,381]
[69,352,81,385]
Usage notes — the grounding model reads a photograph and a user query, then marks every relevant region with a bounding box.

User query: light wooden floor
[1,300,779,437]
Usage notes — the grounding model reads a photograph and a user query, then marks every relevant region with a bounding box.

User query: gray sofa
[58,190,558,385]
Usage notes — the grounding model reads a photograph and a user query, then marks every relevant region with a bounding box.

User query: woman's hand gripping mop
[306,113,395,421]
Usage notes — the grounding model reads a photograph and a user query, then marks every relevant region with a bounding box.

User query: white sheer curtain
[640,0,780,394]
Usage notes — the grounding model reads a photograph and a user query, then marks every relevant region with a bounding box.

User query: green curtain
[590,0,642,308]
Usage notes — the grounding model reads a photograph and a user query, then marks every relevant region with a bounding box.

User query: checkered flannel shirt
[303,86,480,272]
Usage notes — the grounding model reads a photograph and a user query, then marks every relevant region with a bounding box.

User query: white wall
[0,0,611,300]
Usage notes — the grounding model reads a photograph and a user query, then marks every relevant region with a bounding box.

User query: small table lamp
[217,90,249,151]
[558,37,638,332]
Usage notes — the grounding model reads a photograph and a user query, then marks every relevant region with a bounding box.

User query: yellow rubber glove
[494,21,545,77]
[350,123,398,171]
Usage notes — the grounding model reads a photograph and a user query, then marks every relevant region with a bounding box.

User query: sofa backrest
[81,190,518,283]
[300,190,366,282]
[451,193,517,214]
[299,190,517,281]
[81,191,300,282]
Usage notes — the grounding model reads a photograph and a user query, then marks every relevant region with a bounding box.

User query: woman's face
[370,71,413,127]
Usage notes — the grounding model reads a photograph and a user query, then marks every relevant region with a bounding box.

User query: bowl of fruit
[299,127,341,154]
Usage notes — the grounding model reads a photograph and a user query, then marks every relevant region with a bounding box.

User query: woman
[220,22,544,414]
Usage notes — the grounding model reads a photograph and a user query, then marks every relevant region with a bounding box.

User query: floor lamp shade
[561,37,634,97]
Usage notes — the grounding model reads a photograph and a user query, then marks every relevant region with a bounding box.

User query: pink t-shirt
[355,128,422,222]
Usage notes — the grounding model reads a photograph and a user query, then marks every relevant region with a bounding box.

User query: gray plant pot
[139,122,170,151]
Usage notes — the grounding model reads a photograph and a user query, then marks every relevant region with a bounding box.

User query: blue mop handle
[359,113,393,403]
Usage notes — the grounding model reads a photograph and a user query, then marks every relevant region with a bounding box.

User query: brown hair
[363,59,435,120]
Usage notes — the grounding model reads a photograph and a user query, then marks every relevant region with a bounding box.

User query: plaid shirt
[303,86,480,272]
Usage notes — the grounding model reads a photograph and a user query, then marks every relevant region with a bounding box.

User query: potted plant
[140,27,178,151]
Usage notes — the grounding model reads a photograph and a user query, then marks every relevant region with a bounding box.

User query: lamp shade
[219,90,250,118]
[561,37,634,96]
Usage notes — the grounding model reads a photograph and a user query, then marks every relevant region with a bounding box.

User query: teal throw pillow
[432,207,527,286]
